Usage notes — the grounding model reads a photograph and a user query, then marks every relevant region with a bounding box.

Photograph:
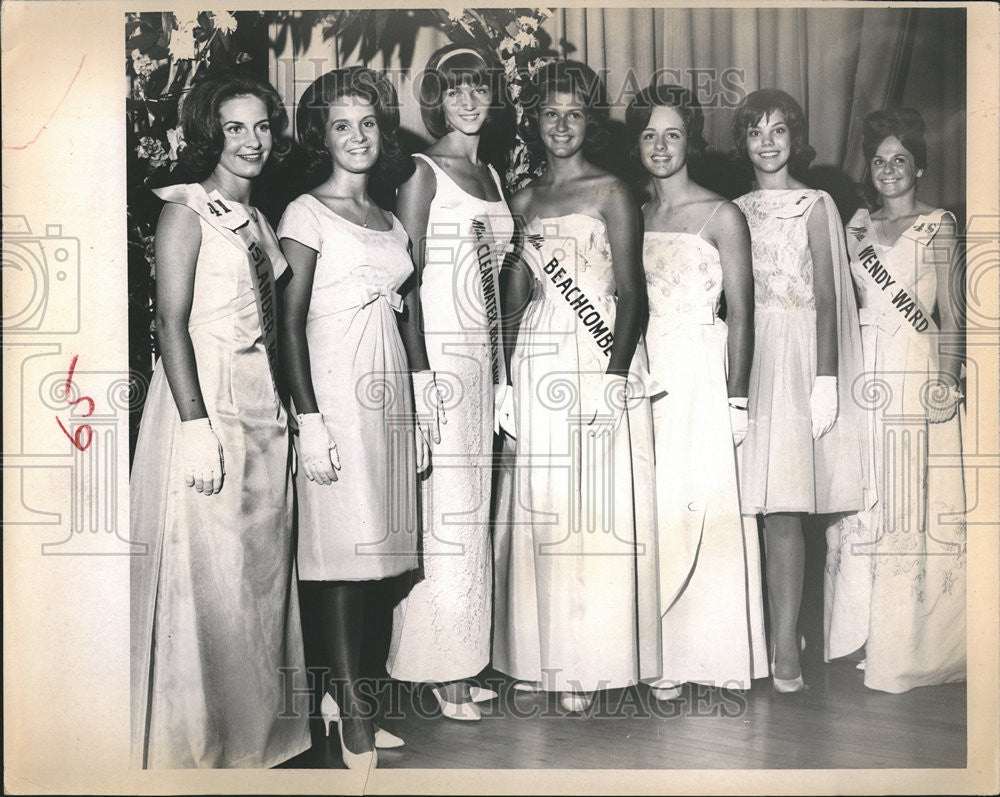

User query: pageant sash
[527,231,662,397]
[153,184,281,393]
[847,216,938,346]
[471,216,507,387]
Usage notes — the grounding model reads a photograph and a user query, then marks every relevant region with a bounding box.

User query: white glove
[180,417,224,495]
[586,373,628,437]
[728,397,749,446]
[926,378,963,424]
[494,383,517,439]
[412,370,446,448]
[295,413,341,485]
[810,376,838,440]
[415,425,430,474]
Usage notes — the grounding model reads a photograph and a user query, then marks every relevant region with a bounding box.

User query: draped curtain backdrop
[269,6,965,216]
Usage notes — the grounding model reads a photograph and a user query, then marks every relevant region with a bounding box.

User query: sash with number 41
[153,183,282,393]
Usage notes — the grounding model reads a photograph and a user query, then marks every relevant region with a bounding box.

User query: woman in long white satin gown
[626,83,767,701]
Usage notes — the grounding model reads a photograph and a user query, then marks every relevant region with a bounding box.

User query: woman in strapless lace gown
[626,83,767,701]
[731,90,867,692]
[492,61,660,713]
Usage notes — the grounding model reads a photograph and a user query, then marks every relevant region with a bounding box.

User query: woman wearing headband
[130,72,310,768]
[824,108,966,693]
[387,44,514,721]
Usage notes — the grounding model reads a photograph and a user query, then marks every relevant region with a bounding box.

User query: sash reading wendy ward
[848,217,938,343]
[152,184,281,392]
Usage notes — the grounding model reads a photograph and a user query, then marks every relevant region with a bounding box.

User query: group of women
[130,43,967,770]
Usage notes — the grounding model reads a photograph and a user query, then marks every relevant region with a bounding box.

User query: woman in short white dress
[824,108,966,693]
[732,89,868,692]
[387,44,514,720]
[279,67,422,768]
[627,83,767,700]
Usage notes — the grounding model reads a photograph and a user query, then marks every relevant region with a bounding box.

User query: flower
[137,136,169,169]
[516,15,538,31]
[211,10,237,34]
[446,8,466,23]
[169,17,198,61]
[513,29,534,50]
[130,49,158,81]
[166,126,186,161]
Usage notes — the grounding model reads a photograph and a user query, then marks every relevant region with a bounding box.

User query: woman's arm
[500,194,535,381]
[807,198,839,377]
[395,159,435,372]
[154,202,207,420]
[711,202,755,398]
[933,213,963,386]
[602,179,646,377]
[278,238,322,415]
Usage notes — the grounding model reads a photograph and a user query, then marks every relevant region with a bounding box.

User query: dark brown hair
[179,71,289,180]
[419,44,507,140]
[862,107,927,170]
[626,83,708,162]
[519,60,611,166]
[731,88,816,179]
[296,66,405,183]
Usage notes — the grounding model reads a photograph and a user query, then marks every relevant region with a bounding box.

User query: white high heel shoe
[335,716,377,771]
[559,691,594,712]
[770,648,807,694]
[469,686,499,703]
[321,692,404,750]
[431,686,482,721]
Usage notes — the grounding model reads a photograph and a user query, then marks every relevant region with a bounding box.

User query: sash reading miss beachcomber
[153,183,282,393]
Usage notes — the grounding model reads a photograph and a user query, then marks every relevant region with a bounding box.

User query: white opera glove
[728,397,749,446]
[810,376,838,440]
[494,383,517,439]
[412,370,446,447]
[586,373,629,437]
[415,425,430,474]
[926,377,963,424]
[295,412,341,485]
[180,417,225,495]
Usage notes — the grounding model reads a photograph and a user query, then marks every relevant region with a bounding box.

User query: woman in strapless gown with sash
[825,109,965,693]
[627,84,767,699]
[493,61,659,711]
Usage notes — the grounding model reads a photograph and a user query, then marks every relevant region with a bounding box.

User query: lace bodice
[644,232,722,319]
[735,189,827,311]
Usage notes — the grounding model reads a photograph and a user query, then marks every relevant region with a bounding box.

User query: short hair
[731,88,816,178]
[626,83,708,162]
[519,60,611,166]
[296,66,404,182]
[179,71,289,180]
[419,44,507,139]
[862,107,927,170]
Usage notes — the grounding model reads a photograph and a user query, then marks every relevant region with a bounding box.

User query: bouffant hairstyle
[296,66,405,182]
[179,71,289,180]
[731,88,816,179]
[625,83,708,162]
[861,107,927,170]
[519,59,611,166]
[419,44,507,139]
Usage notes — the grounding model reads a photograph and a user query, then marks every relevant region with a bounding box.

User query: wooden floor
[284,532,966,771]
[281,658,965,770]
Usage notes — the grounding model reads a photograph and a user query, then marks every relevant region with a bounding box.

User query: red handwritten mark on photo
[2,55,86,151]
[56,355,95,451]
